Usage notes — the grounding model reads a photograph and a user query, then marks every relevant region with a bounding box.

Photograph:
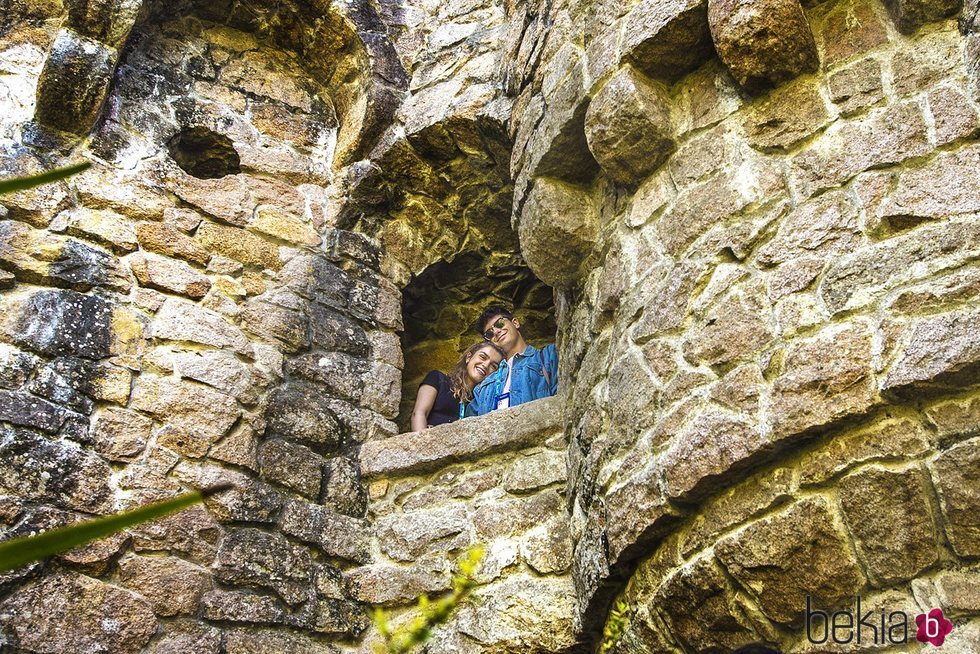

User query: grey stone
[585,67,674,185]
[118,555,211,617]
[520,517,574,574]
[322,456,367,517]
[131,375,240,444]
[929,438,980,558]
[152,297,252,355]
[93,406,153,461]
[518,178,598,288]
[34,29,118,134]
[279,499,372,563]
[200,589,286,625]
[130,251,212,298]
[621,0,714,82]
[838,466,939,585]
[0,572,156,654]
[0,289,113,360]
[213,528,314,606]
[715,497,865,625]
[259,439,323,499]
[708,0,818,93]
[265,382,345,449]
[502,449,567,493]
[347,563,451,605]
[377,505,470,560]
[884,0,962,33]
[884,307,980,396]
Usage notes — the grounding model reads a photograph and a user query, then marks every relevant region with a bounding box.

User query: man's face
[482,314,521,353]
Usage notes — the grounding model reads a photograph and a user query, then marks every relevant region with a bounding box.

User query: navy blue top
[420,370,460,426]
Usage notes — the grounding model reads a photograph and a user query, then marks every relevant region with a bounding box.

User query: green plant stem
[0,483,232,573]
[0,161,92,195]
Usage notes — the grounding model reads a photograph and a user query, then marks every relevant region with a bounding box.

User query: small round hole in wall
[167,126,241,179]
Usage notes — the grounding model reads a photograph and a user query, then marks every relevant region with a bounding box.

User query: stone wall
[3,0,980,651]
[499,0,980,649]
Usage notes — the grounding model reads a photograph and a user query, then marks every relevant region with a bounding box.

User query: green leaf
[0,483,231,573]
[0,161,92,195]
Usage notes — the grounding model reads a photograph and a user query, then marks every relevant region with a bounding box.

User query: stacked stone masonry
[1,0,980,651]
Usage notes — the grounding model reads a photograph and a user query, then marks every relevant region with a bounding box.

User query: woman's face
[466,345,503,384]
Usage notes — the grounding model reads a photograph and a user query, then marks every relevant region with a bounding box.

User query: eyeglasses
[482,318,508,341]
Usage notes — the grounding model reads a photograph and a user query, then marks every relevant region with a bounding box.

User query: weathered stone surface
[259,439,323,499]
[518,178,598,288]
[435,575,578,653]
[756,190,860,266]
[0,573,156,653]
[200,589,286,625]
[883,307,980,396]
[377,505,470,560]
[67,0,142,47]
[118,555,212,617]
[249,207,320,247]
[521,517,574,574]
[662,411,766,501]
[742,80,829,150]
[929,438,980,557]
[224,628,337,654]
[683,290,773,367]
[876,145,980,222]
[361,396,562,477]
[166,349,263,404]
[323,456,367,517]
[279,499,371,563]
[93,406,153,461]
[0,289,112,360]
[34,29,118,134]
[63,207,138,253]
[621,0,714,82]
[130,503,222,564]
[884,0,962,33]
[196,220,281,270]
[347,563,451,605]
[792,101,929,196]
[770,322,876,440]
[799,416,932,486]
[152,297,252,355]
[839,466,939,585]
[265,382,345,448]
[137,221,211,266]
[585,67,674,185]
[708,0,818,93]
[655,557,761,651]
[926,393,980,442]
[146,622,222,654]
[929,85,980,145]
[130,251,211,298]
[0,427,112,513]
[828,58,885,116]
[131,375,240,443]
[213,528,313,606]
[502,449,566,493]
[0,389,68,433]
[0,148,72,226]
[308,303,370,356]
[716,497,865,625]
[818,0,889,67]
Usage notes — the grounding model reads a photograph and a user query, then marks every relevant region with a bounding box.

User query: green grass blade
[0,483,231,573]
[0,161,92,195]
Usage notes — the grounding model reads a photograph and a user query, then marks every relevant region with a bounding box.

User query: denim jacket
[466,344,558,416]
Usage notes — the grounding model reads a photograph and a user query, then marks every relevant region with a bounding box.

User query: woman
[410,341,505,431]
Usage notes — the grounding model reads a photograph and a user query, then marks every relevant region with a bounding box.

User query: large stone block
[884,307,980,396]
[621,0,714,82]
[67,0,143,47]
[929,438,980,558]
[265,382,345,449]
[0,427,112,513]
[715,497,865,625]
[877,144,980,220]
[118,555,211,617]
[708,0,818,93]
[0,573,156,654]
[258,439,323,499]
[741,79,830,151]
[756,190,859,266]
[136,222,212,266]
[151,297,252,355]
[93,406,153,461]
[606,459,678,564]
[841,465,940,590]
[818,0,889,67]
[129,251,212,298]
[377,505,470,561]
[347,563,451,605]
[517,178,598,288]
[200,589,285,625]
[585,67,674,185]
[195,220,281,270]
[884,0,962,33]
[682,289,773,367]
[213,528,313,606]
[279,499,371,563]
[770,322,876,440]
[34,29,119,134]
[655,557,762,651]
[131,375,240,443]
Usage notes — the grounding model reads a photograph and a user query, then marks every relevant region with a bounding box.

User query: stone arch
[30,0,405,165]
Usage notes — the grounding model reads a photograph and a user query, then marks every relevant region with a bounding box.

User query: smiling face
[482,314,523,356]
[465,344,504,385]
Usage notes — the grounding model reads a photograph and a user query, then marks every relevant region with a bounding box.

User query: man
[466,305,558,416]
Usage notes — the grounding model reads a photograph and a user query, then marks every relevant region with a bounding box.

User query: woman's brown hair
[449,341,506,403]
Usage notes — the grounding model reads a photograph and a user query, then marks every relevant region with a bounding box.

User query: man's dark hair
[474,305,514,335]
